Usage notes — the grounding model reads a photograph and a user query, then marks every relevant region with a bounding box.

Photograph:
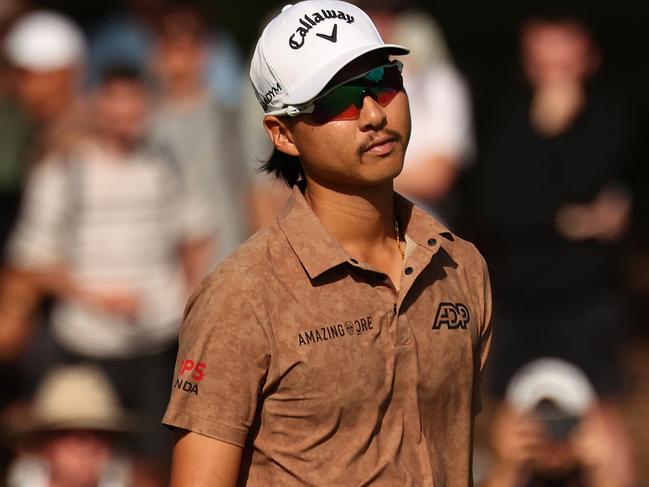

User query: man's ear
[263,115,300,157]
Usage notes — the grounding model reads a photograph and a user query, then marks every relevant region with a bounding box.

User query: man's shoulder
[199,224,286,292]
[441,231,485,267]
[408,204,487,272]
[182,223,291,326]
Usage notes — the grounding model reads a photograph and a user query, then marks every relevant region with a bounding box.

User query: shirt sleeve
[6,160,69,267]
[162,270,271,447]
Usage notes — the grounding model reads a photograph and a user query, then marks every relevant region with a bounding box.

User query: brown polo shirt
[163,186,492,486]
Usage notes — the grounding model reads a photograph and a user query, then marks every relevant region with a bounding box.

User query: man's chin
[360,156,404,180]
[354,167,404,188]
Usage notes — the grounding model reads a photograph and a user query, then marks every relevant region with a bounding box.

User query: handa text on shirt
[174,379,198,395]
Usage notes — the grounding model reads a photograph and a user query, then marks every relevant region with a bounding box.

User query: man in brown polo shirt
[164,2,492,486]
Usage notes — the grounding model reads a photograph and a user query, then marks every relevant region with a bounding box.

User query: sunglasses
[285,61,404,124]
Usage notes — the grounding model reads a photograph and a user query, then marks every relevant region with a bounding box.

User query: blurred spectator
[239,85,289,233]
[239,82,294,233]
[87,0,244,109]
[481,359,634,487]
[0,0,26,34]
[5,365,134,487]
[0,11,88,430]
[3,11,87,156]
[4,64,213,482]
[390,11,474,217]
[0,10,86,254]
[0,0,29,95]
[359,4,475,221]
[480,11,633,397]
[237,9,291,233]
[149,4,246,263]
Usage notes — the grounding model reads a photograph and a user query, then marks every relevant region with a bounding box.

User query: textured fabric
[163,186,492,486]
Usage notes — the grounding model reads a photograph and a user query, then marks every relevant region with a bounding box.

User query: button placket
[397,237,443,303]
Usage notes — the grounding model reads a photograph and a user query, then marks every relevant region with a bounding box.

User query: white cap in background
[4,10,86,72]
[506,357,596,417]
[250,0,409,115]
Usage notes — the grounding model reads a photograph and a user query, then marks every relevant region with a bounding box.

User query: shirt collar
[278,186,451,280]
[394,192,452,252]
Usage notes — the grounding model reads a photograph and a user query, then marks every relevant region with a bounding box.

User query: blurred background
[0,0,647,486]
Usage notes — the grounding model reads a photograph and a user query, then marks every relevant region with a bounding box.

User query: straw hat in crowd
[5,364,133,441]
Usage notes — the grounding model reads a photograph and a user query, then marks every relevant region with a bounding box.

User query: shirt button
[427,238,437,246]
[350,258,359,264]
[405,267,413,275]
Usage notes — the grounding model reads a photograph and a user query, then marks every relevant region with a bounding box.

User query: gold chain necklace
[395,216,405,261]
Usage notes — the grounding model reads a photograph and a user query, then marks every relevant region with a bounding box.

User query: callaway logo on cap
[250,0,409,115]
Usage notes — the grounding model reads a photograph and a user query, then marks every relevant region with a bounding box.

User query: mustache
[357,129,404,157]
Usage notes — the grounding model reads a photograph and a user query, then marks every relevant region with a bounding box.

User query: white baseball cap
[506,358,596,417]
[250,0,409,115]
[4,10,86,72]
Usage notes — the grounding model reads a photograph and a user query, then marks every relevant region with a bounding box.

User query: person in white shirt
[6,64,213,485]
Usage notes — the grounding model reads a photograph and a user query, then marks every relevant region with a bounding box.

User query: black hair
[260,148,304,187]
[521,6,594,35]
[158,2,207,42]
[98,63,146,87]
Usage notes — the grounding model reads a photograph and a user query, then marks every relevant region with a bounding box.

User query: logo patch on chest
[297,316,373,346]
[432,302,470,330]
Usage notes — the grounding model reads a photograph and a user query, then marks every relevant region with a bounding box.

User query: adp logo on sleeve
[174,359,206,395]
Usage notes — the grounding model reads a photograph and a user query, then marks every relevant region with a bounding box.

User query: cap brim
[284,43,409,107]
[33,417,136,433]
[2,413,138,445]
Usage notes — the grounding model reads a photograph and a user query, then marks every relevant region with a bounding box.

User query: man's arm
[9,265,140,319]
[170,430,243,487]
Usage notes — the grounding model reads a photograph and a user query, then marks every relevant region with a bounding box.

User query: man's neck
[304,179,398,263]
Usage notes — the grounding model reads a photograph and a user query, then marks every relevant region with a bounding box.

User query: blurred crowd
[0,0,647,486]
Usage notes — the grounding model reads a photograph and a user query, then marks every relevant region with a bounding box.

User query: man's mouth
[363,135,397,155]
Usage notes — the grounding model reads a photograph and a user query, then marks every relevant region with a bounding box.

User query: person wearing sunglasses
[163,2,493,486]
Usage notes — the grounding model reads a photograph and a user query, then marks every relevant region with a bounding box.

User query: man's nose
[357,91,387,131]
